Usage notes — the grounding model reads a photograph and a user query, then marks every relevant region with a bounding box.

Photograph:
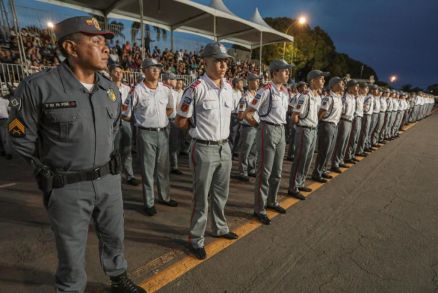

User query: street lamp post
[282,15,307,61]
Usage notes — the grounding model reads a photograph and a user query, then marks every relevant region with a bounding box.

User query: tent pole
[213,15,217,41]
[104,14,108,30]
[170,29,174,51]
[259,32,262,74]
[139,0,145,60]
[9,0,27,67]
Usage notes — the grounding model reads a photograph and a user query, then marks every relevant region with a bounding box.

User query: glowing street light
[47,21,54,29]
[389,75,398,83]
[298,15,308,25]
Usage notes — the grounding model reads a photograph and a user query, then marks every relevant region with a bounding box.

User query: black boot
[110,272,146,293]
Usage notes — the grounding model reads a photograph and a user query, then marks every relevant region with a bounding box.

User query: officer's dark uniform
[8,17,144,293]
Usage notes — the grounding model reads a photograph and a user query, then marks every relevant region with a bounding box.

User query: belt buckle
[92,167,101,180]
[157,128,161,132]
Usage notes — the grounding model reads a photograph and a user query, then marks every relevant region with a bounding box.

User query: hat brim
[204,53,233,59]
[143,63,163,68]
[81,31,115,40]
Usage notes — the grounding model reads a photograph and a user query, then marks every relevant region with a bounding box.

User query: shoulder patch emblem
[181,103,190,113]
[9,97,21,110]
[8,118,25,137]
[107,89,117,102]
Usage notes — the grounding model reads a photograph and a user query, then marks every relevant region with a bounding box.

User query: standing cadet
[163,72,184,175]
[384,90,395,140]
[311,76,344,182]
[288,70,329,200]
[236,72,260,181]
[110,64,139,186]
[356,83,373,156]
[244,60,293,225]
[369,85,381,147]
[345,82,366,162]
[230,77,243,156]
[286,81,308,161]
[8,17,144,292]
[331,79,358,172]
[378,88,389,144]
[124,58,178,216]
[175,42,238,260]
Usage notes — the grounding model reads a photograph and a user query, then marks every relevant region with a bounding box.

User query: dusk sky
[15,0,438,88]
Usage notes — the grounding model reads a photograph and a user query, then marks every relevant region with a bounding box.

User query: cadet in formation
[176,42,239,260]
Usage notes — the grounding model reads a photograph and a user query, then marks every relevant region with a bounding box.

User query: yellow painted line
[138,118,423,292]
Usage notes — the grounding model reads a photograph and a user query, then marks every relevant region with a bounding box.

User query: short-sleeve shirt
[238,90,259,126]
[363,95,374,115]
[380,97,387,112]
[176,74,233,141]
[320,91,343,124]
[373,95,381,113]
[341,93,356,121]
[293,90,319,128]
[249,82,289,125]
[354,95,364,117]
[231,89,242,114]
[168,88,183,119]
[0,96,9,119]
[129,82,173,128]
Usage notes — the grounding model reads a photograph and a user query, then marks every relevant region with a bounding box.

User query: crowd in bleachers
[0,27,260,79]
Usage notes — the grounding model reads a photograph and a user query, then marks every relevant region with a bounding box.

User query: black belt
[241,124,253,128]
[168,118,175,121]
[138,125,168,131]
[297,125,316,130]
[194,139,228,145]
[261,121,284,127]
[320,121,336,125]
[52,156,120,188]
[341,118,353,122]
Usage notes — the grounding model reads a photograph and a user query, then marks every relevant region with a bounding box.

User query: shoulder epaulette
[190,79,202,89]
[263,83,272,90]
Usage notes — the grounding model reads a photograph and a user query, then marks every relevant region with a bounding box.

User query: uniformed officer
[175,42,238,260]
[244,59,293,225]
[345,82,366,162]
[288,70,329,200]
[0,88,12,159]
[331,79,358,172]
[236,72,260,181]
[311,76,344,182]
[378,88,389,144]
[369,85,381,147]
[8,16,144,292]
[163,72,184,175]
[124,58,178,216]
[384,90,395,140]
[110,64,139,186]
[356,83,374,156]
[230,77,243,156]
[286,81,308,161]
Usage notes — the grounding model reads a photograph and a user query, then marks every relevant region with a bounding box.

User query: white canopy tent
[37,0,294,69]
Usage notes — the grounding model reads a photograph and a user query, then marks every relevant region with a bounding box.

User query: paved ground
[161,112,438,293]
[0,110,437,292]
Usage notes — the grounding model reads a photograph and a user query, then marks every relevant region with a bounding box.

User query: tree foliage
[251,17,378,81]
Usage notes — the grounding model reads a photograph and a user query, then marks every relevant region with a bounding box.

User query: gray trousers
[254,123,286,215]
[346,116,362,160]
[409,106,418,122]
[387,112,397,138]
[238,125,257,176]
[289,126,317,193]
[357,114,372,154]
[0,119,12,154]
[189,141,231,248]
[332,119,352,168]
[368,113,379,147]
[372,112,385,145]
[312,122,338,178]
[169,120,183,170]
[46,174,127,292]
[137,127,170,208]
[380,112,389,141]
[229,113,240,154]
[287,123,296,160]
[115,120,134,180]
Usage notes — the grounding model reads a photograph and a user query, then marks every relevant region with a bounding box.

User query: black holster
[109,151,121,175]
